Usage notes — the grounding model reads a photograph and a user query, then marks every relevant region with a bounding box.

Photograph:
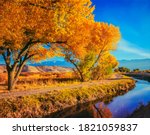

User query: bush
[115,67,130,73]
[133,69,140,72]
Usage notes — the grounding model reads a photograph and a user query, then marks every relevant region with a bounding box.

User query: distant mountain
[0,56,150,70]
[0,65,73,73]
[29,60,74,68]
[0,56,73,67]
[31,59,150,70]
[119,59,150,70]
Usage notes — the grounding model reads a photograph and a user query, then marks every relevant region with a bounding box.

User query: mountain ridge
[119,59,150,70]
[30,58,150,70]
[0,58,150,70]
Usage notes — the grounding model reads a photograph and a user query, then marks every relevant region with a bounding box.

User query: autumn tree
[92,52,119,80]
[63,22,121,81]
[0,0,94,90]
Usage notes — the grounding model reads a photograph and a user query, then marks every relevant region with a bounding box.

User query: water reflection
[93,103,112,118]
[46,79,150,118]
[106,79,150,117]
[45,102,112,118]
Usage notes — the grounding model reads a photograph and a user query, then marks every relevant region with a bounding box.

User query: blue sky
[92,0,150,60]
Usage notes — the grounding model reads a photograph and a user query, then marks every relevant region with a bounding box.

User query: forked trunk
[7,62,25,91]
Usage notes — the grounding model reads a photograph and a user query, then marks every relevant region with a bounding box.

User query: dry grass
[0,72,79,92]
[16,72,80,90]
[0,73,7,92]
[0,73,7,83]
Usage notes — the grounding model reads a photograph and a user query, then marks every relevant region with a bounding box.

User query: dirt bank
[125,73,150,82]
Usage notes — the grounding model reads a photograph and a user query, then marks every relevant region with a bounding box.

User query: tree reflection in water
[91,103,112,118]
[45,102,112,118]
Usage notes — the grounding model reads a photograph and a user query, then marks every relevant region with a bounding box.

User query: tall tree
[0,0,94,90]
[62,22,121,81]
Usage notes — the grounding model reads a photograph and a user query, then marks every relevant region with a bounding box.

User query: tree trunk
[13,62,26,88]
[2,42,36,91]
[79,72,85,82]
[7,69,15,91]
[66,57,85,82]
[7,61,26,91]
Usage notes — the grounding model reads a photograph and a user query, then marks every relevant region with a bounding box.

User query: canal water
[47,79,150,118]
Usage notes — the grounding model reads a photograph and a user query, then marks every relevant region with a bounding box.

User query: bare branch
[66,56,84,81]
[20,1,57,11]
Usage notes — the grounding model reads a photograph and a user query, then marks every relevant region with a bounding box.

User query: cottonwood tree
[63,22,121,81]
[0,0,94,90]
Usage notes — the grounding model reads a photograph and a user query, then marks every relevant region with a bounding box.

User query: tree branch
[3,48,13,69]
[14,39,41,66]
[88,43,107,72]
[21,2,57,11]
[14,53,35,81]
[28,3,51,10]
[66,57,84,81]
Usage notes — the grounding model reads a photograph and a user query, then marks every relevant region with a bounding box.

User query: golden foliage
[0,0,95,90]
[0,0,95,60]
[62,21,121,81]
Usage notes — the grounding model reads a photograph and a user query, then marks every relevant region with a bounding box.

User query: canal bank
[0,78,135,118]
[125,73,150,82]
[49,79,149,118]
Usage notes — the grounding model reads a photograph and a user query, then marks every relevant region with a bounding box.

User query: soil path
[0,80,113,99]
[0,74,123,99]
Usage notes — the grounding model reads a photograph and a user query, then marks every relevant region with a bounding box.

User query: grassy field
[0,72,78,92]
